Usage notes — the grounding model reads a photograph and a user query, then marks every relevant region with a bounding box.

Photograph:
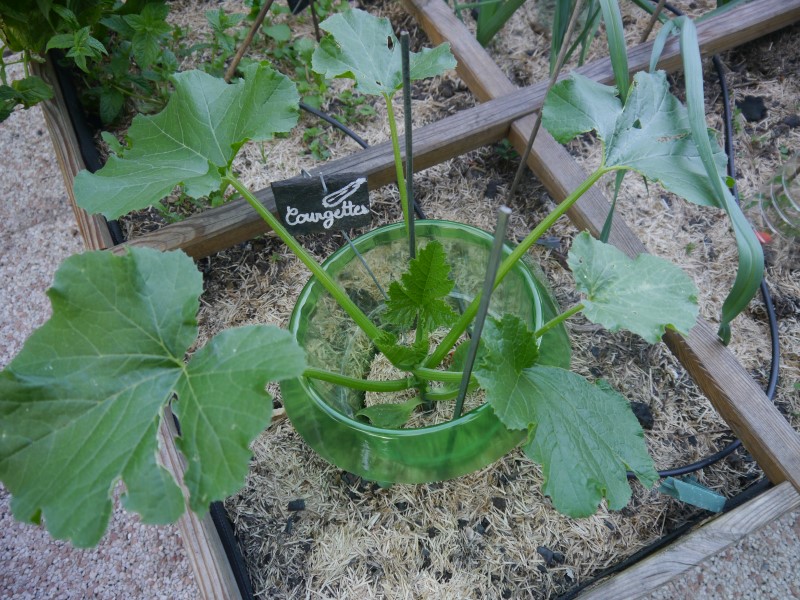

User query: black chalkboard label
[272,173,371,234]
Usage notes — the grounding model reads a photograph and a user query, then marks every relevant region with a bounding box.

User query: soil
[87,1,800,597]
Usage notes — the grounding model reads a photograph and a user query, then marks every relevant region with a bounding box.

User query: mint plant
[1,8,734,545]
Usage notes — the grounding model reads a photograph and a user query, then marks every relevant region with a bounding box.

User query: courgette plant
[1,8,743,548]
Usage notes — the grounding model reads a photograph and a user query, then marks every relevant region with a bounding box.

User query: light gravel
[0,99,199,600]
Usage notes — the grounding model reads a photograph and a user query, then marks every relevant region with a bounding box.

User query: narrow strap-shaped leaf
[549,0,572,74]
[649,18,677,73]
[476,0,527,47]
[676,18,763,343]
[598,0,629,100]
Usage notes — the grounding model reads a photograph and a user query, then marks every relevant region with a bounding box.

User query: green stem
[384,91,410,236]
[424,167,608,368]
[534,303,583,338]
[423,387,460,402]
[412,367,467,384]
[303,367,415,392]
[225,173,383,344]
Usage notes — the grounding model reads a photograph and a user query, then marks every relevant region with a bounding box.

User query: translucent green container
[282,220,559,484]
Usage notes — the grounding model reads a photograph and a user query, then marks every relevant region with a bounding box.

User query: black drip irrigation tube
[51,7,783,591]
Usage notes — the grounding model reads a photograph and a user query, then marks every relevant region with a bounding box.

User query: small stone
[537,545,555,567]
[630,401,655,430]
[736,96,767,122]
[783,114,800,128]
[491,497,508,512]
[287,499,305,512]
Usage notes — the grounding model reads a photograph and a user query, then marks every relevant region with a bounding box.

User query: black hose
[622,0,782,481]
[299,101,429,219]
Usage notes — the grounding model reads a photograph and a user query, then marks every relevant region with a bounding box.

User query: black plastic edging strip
[48,50,125,245]
[210,501,256,600]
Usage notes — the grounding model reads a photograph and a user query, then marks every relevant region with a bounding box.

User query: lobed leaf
[383,241,458,332]
[311,8,455,97]
[542,70,731,208]
[568,232,699,343]
[474,316,657,517]
[74,64,299,219]
[0,248,306,546]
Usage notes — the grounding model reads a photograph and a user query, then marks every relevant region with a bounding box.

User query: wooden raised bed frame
[33,0,800,597]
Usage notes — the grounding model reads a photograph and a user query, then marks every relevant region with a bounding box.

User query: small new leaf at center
[383,241,458,332]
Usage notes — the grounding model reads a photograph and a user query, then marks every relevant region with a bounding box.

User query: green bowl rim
[286,219,544,435]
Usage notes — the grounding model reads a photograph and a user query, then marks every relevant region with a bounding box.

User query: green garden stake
[401,31,416,259]
[453,205,512,420]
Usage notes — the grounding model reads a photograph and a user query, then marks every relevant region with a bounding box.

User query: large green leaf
[0,247,306,546]
[568,232,698,343]
[474,315,658,517]
[311,8,456,98]
[543,70,730,208]
[74,63,299,219]
[383,241,458,332]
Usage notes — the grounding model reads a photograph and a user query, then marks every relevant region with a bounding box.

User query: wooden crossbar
[116,0,800,259]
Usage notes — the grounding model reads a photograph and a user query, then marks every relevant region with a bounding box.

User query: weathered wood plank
[115,0,800,258]
[579,482,800,598]
[37,57,242,600]
[32,60,114,251]
[402,0,800,489]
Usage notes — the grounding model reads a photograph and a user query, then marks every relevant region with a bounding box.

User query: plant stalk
[225,174,384,344]
[384,92,411,239]
[401,32,416,259]
[224,0,276,82]
[507,0,584,201]
[412,367,469,384]
[303,367,414,392]
[424,167,607,368]
[534,303,584,338]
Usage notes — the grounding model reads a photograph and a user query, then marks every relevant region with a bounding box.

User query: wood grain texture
[38,57,242,600]
[579,482,800,598]
[114,0,800,258]
[402,0,800,488]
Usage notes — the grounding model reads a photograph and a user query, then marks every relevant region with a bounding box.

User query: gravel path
[0,100,199,600]
[1,73,798,600]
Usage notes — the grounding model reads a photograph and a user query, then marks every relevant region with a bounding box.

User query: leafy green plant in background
[1,7,744,547]
[0,0,184,124]
[0,0,106,121]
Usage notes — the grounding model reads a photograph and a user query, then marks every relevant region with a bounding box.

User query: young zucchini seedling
[0,8,741,548]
